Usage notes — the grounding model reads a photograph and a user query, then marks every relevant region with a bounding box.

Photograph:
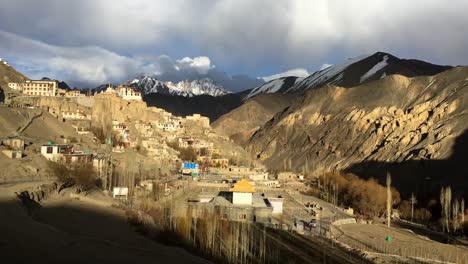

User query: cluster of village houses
[177,170,306,225]
[3,79,309,225]
[8,79,143,99]
[7,79,216,158]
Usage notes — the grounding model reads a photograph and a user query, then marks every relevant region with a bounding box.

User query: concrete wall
[232,192,252,205]
[269,199,283,214]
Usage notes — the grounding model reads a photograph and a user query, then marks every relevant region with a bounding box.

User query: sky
[1,0,467,91]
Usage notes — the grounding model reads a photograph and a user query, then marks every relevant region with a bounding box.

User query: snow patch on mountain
[288,54,370,93]
[245,76,304,100]
[360,55,389,83]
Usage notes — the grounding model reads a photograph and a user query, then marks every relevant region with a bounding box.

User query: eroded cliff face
[246,67,468,195]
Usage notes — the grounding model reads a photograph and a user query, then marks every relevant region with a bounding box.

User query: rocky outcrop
[16,182,58,203]
[15,182,58,214]
[246,67,468,197]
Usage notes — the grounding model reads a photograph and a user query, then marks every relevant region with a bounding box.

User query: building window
[238,214,247,220]
[46,146,53,154]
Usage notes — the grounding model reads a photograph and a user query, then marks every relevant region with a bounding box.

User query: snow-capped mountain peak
[125,76,232,97]
[244,52,452,99]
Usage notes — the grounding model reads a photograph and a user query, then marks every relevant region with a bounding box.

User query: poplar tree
[386,173,392,228]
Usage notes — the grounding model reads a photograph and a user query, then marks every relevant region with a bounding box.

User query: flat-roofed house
[65,90,84,97]
[116,86,142,100]
[40,144,73,161]
[8,82,19,91]
[11,79,59,96]
[2,150,22,159]
[3,138,25,150]
[60,152,93,164]
[185,114,210,127]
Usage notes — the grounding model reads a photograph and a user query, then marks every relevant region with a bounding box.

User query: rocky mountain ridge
[245,52,452,99]
[245,76,304,100]
[245,67,468,197]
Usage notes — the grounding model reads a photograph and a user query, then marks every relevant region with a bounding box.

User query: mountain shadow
[143,93,244,121]
[0,198,210,264]
[345,130,468,201]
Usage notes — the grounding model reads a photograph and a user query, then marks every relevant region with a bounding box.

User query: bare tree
[386,173,392,228]
[445,187,452,233]
[462,198,465,224]
[453,199,460,232]
[440,186,452,233]
[410,192,417,222]
[440,187,446,232]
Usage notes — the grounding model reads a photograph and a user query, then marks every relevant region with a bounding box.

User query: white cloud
[261,68,310,82]
[1,0,467,86]
[1,0,467,67]
[0,30,144,87]
[176,56,215,75]
[0,30,219,87]
[0,30,261,90]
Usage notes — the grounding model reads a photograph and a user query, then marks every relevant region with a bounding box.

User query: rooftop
[229,179,256,193]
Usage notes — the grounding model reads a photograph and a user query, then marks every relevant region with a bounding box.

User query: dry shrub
[179,146,197,162]
[319,172,401,217]
[397,200,432,223]
[414,207,432,223]
[48,162,98,192]
[398,200,412,219]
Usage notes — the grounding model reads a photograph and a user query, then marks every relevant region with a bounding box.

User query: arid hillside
[212,93,297,145]
[0,63,28,102]
[246,67,468,198]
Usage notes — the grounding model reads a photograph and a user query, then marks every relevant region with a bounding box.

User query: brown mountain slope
[246,67,468,198]
[0,62,28,102]
[212,93,297,145]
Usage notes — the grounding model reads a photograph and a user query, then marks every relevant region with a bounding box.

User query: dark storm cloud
[0,0,467,89]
